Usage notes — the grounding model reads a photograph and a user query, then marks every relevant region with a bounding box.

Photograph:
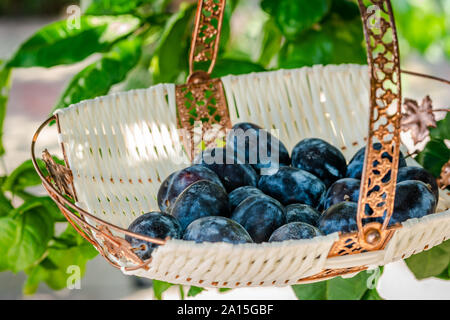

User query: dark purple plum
[397,166,439,202]
[226,122,290,174]
[318,201,358,235]
[258,166,325,207]
[291,138,347,188]
[170,180,229,231]
[157,165,224,213]
[269,222,322,242]
[285,204,321,227]
[320,178,361,211]
[231,195,286,243]
[194,147,258,192]
[388,180,437,226]
[346,143,407,180]
[228,186,264,211]
[183,216,253,244]
[125,211,182,260]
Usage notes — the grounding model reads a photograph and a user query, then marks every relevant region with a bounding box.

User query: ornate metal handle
[188,0,227,81]
[355,0,402,247]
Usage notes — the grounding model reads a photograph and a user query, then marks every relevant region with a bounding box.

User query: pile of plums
[125,122,439,260]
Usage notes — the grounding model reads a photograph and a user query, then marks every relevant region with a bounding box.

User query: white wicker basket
[46,64,449,287]
[31,0,450,288]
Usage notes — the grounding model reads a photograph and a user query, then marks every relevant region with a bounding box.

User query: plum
[285,204,321,227]
[320,178,361,211]
[157,165,224,213]
[388,180,437,226]
[194,147,258,192]
[397,166,439,202]
[269,222,322,242]
[291,138,347,188]
[125,211,182,260]
[170,180,229,231]
[183,216,253,244]
[346,143,407,180]
[258,166,325,207]
[226,122,290,174]
[231,194,286,243]
[318,201,358,235]
[228,186,264,211]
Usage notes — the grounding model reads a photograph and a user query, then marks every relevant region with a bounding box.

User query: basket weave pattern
[55,64,450,287]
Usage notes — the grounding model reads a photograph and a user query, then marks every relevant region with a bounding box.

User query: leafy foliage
[405,240,450,280]
[0,0,447,299]
[7,15,140,68]
[416,113,450,177]
[292,269,384,300]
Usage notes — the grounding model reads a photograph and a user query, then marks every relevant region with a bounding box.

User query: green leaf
[405,240,450,280]
[415,138,450,178]
[258,18,283,67]
[262,0,331,39]
[0,204,53,273]
[7,15,140,68]
[2,159,46,193]
[152,280,173,300]
[279,14,366,68]
[0,62,11,156]
[292,270,379,300]
[53,36,142,112]
[187,286,205,297]
[361,288,384,300]
[82,0,142,15]
[150,3,196,83]
[429,112,450,141]
[10,196,65,222]
[210,58,265,78]
[82,0,171,16]
[23,225,98,294]
[218,287,232,293]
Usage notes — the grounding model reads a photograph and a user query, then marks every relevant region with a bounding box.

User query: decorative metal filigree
[355,0,402,243]
[176,77,231,160]
[438,160,450,190]
[328,223,398,257]
[297,266,368,283]
[42,148,76,199]
[401,96,437,145]
[189,0,226,75]
[96,225,146,267]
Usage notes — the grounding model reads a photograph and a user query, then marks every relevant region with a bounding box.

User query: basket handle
[188,0,226,82]
[355,0,402,247]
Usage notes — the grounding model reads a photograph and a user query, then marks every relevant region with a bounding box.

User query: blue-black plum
[157,165,224,213]
[170,180,229,231]
[194,147,258,192]
[269,222,322,242]
[318,202,358,235]
[183,216,253,244]
[258,166,325,207]
[226,122,290,174]
[389,180,437,226]
[285,204,321,227]
[346,143,407,180]
[320,178,361,211]
[397,166,439,202]
[228,186,264,211]
[126,211,182,260]
[231,195,286,243]
[291,138,347,188]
